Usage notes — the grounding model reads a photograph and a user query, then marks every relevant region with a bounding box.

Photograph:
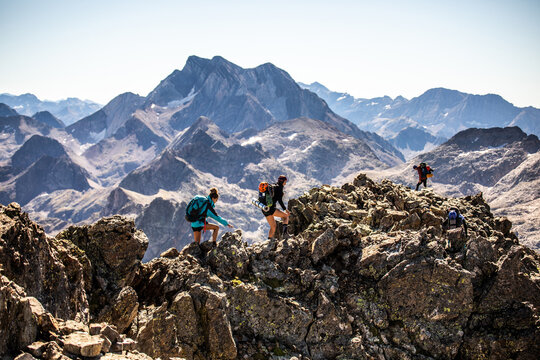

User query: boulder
[98,287,139,333]
[311,228,337,264]
[63,332,104,357]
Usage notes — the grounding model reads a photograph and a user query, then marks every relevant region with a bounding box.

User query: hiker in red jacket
[413,162,433,190]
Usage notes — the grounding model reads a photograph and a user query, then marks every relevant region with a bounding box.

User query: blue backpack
[448,209,462,228]
[185,196,210,222]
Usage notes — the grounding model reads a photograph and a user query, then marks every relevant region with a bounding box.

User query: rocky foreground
[1,174,539,360]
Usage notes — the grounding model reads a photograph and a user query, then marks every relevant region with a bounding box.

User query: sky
[1,0,539,107]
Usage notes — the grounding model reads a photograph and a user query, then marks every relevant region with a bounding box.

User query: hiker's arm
[207,210,229,227]
[462,219,468,236]
[278,198,286,211]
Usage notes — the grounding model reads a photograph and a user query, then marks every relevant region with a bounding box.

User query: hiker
[413,162,433,190]
[442,207,468,237]
[261,175,290,240]
[188,188,233,245]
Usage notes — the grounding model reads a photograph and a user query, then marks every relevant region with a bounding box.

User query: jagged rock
[41,341,67,360]
[89,323,103,335]
[58,319,87,335]
[0,277,58,355]
[191,285,237,360]
[133,292,203,359]
[100,352,153,360]
[228,282,312,353]
[26,341,47,358]
[306,291,353,359]
[161,247,180,258]
[56,215,148,289]
[2,174,540,359]
[55,216,147,326]
[63,331,104,357]
[380,259,474,358]
[445,227,467,252]
[311,228,337,264]
[205,230,250,279]
[14,353,37,360]
[0,203,89,321]
[110,337,137,352]
[100,334,112,353]
[100,324,120,343]
[98,286,139,333]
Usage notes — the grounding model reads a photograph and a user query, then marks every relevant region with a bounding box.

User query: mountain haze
[0,93,101,126]
[301,82,540,159]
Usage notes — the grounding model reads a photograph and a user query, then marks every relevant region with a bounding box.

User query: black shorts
[262,207,276,217]
[192,226,204,232]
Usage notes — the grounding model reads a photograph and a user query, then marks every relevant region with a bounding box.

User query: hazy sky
[1,0,539,107]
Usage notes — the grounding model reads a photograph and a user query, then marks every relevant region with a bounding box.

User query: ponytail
[209,187,219,200]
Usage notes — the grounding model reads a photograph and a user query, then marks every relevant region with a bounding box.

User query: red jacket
[415,165,431,180]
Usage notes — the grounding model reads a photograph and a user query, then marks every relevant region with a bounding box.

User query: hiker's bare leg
[273,209,289,224]
[205,223,220,242]
[266,215,276,238]
[193,230,201,244]
[266,210,289,238]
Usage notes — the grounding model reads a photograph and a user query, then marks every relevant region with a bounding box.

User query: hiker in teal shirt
[191,188,233,244]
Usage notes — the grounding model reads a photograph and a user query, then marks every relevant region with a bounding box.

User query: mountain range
[300,82,540,159]
[1,55,539,259]
[0,93,101,126]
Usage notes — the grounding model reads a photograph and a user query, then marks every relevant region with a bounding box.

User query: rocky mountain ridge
[372,126,540,249]
[1,173,539,359]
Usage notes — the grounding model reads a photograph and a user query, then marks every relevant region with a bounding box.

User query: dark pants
[416,179,427,190]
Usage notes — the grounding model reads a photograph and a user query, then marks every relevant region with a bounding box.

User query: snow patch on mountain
[241,136,263,146]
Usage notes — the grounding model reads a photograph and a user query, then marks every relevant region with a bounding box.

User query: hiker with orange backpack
[413,162,433,190]
[185,188,233,245]
[258,175,290,240]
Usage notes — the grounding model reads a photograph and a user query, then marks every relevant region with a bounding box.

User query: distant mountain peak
[0,103,18,117]
[446,126,535,151]
[32,110,65,128]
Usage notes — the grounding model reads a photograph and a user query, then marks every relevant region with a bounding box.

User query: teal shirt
[191,196,229,228]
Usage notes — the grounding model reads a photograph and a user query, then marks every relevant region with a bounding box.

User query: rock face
[0,115,53,162]
[32,111,65,128]
[1,173,539,359]
[11,135,68,171]
[389,126,447,160]
[0,155,91,206]
[0,103,19,117]
[66,92,145,144]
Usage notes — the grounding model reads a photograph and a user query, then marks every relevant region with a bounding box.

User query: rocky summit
[1,174,539,360]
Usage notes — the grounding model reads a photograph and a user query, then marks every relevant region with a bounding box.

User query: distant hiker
[442,207,468,252]
[185,188,233,245]
[259,175,290,240]
[442,207,468,237]
[413,162,433,190]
